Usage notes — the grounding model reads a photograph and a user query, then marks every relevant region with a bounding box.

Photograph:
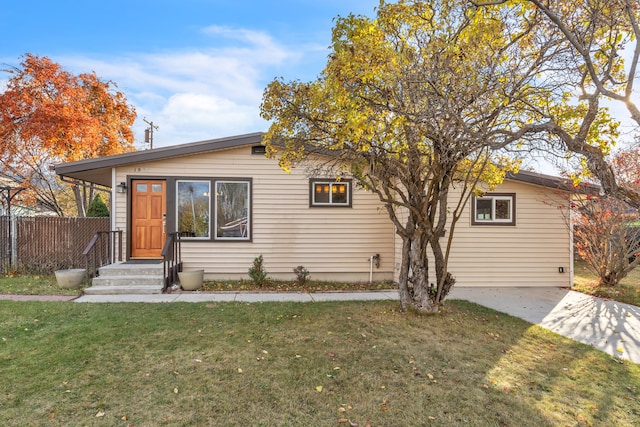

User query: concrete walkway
[4,287,639,364]
[449,287,640,365]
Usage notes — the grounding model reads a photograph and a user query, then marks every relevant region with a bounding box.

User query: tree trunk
[407,230,440,313]
[398,236,412,311]
[73,185,86,217]
[430,235,456,303]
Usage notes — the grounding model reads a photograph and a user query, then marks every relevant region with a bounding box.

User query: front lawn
[573,261,640,307]
[0,300,638,426]
[0,273,83,296]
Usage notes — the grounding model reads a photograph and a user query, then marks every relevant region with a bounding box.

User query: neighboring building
[54,132,575,286]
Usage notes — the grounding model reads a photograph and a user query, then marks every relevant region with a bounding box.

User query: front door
[131,179,166,258]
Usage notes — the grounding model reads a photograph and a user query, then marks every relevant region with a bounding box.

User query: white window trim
[310,180,351,207]
[472,193,515,226]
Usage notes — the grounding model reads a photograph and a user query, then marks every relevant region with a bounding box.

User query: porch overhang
[53,132,265,187]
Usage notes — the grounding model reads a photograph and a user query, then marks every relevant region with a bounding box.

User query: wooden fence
[0,216,110,274]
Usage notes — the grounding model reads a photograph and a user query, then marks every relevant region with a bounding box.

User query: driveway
[449,287,640,365]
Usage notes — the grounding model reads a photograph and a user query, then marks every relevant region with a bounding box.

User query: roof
[54,131,584,193]
[53,132,264,186]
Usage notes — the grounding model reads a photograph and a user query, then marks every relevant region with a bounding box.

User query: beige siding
[393,180,572,287]
[114,146,395,281]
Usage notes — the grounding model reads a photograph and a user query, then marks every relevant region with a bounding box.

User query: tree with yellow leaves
[474,0,640,206]
[261,0,608,311]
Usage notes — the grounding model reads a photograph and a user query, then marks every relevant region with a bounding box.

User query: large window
[177,180,211,238]
[310,179,351,207]
[176,179,251,241]
[215,181,250,240]
[472,193,515,226]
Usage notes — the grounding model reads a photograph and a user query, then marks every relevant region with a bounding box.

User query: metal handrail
[161,232,182,291]
[83,230,123,279]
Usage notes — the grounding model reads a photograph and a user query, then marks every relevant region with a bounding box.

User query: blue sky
[0,0,378,148]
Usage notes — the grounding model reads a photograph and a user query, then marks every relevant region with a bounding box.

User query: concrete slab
[74,294,180,303]
[234,292,314,303]
[310,291,398,302]
[174,293,238,302]
[449,287,640,364]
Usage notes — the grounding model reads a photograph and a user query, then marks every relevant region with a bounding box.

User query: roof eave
[54,132,265,187]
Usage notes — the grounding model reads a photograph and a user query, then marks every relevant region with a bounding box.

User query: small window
[251,145,267,155]
[472,193,515,226]
[310,179,351,207]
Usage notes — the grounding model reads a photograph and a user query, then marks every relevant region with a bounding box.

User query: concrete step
[84,262,167,295]
[97,262,164,277]
[91,275,164,287]
[84,284,164,295]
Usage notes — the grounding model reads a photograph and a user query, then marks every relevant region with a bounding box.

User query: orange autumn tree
[0,54,136,216]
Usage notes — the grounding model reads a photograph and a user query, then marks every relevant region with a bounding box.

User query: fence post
[10,215,17,267]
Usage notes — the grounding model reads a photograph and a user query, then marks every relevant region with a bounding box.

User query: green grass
[573,261,640,307]
[0,273,83,296]
[1,300,638,426]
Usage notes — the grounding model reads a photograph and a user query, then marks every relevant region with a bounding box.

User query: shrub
[87,194,110,217]
[293,265,310,286]
[248,255,268,286]
[573,194,640,287]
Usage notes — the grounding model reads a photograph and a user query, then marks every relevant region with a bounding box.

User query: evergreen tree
[86,193,109,217]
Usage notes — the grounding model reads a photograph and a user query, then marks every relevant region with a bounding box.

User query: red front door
[131,180,166,258]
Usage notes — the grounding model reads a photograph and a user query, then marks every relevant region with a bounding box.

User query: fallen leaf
[174,387,179,394]
[427,373,434,380]
[121,415,128,421]
[338,418,349,424]
[428,416,436,420]
[316,385,323,393]
[338,407,346,413]
[96,410,105,417]
[238,368,243,373]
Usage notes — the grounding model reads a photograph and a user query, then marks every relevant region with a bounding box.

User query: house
[54,132,575,290]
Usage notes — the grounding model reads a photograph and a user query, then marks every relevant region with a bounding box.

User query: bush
[293,265,310,286]
[248,255,268,286]
[574,195,640,287]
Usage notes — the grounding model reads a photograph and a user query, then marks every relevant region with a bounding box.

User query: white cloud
[155,92,266,143]
[56,26,304,148]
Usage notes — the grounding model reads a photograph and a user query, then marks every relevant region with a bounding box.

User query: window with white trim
[310,179,351,207]
[472,193,515,225]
